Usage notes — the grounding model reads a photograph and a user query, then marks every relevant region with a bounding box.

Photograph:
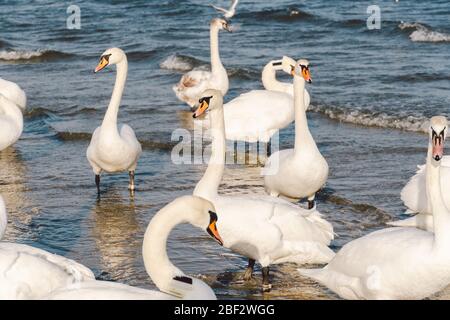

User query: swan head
[429,116,448,162]
[192,89,223,118]
[0,196,7,240]
[211,18,232,32]
[94,47,126,73]
[291,59,312,83]
[269,56,296,74]
[182,196,223,246]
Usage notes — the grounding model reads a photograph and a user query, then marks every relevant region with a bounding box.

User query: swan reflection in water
[89,189,146,287]
[0,147,32,242]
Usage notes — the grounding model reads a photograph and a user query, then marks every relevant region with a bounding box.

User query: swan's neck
[142,204,186,297]
[210,26,224,75]
[0,197,6,240]
[293,76,316,154]
[426,145,450,248]
[261,63,291,94]
[101,58,127,133]
[193,109,225,201]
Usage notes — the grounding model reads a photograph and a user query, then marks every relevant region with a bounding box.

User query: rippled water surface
[1,0,450,299]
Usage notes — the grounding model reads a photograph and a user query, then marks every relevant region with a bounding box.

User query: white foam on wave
[310,104,429,133]
[160,54,194,72]
[399,22,450,43]
[0,49,45,61]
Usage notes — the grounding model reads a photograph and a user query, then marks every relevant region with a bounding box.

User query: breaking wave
[399,22,450,43]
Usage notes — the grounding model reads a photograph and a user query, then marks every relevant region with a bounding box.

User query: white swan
[299,116,450,300]
[87,48,142,194]
[173,18,230,108]
[0,93,23,151]
[389,152,450,232]
[211,0,239,19]
[263,59,328,208]
[45,196,222,300]
[262,56,311,108]
[0,195,95,299]
[192,89,335,291]
[0,78,26,112]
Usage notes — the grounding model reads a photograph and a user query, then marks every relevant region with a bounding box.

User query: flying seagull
[211,0,239,19]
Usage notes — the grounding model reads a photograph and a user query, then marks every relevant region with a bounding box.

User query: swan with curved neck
[0,78,26,112]
[87,48,142,194]
[0,93,23,151]
[262,56,310,108]
[0,195,95,299]
[193,89,334,291]
[45,196,222,300]
[200,56,310,144]
[173,18,230,108]
[263,59,328,208]
[300,116,450,299]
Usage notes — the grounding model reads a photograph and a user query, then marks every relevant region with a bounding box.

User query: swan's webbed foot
[128,171,135,191]
[262,267,272,292]
[95,174,101,195]
[266,140,272,158]
[243,259,255,281]
[308,200,315,210]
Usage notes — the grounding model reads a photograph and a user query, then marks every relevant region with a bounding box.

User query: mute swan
[45,196,223,300]
[263,59,328,208]
[299,116,450,300]
[87,48,142,194]
[173,18,231,108]
[211,0,239,19]
[192,89,335,291]
[0,78,26,112]
[0,93,23,151]
[0,195,95,299]
[262,56,311,108]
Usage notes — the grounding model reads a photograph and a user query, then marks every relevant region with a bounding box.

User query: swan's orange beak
[94,56,109,73]
[207,220,223,246]
[207,210,223,246]
[302,67,312,83]
[193,100,209,118]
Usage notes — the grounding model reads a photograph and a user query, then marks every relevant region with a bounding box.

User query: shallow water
[1,0,450,299]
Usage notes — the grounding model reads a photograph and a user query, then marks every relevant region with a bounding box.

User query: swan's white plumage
[300,116,450,300]
[0,94,23,151]
[45,196,218,300]
[193,89,335,271]
[87,48,142,177]
[174,18,230,108]
[222,90,294,142]
[0,195,95,300]
[0,78,26,112]
[263,60,328,200]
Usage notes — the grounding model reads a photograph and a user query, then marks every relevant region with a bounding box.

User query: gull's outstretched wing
[210,4,228,14]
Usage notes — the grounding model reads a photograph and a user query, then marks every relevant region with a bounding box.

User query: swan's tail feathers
[305,210,335,244]
[400,168,429,214]
[387,213,433,231]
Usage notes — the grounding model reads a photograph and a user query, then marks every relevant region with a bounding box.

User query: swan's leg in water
[233,141,237,163]
[95,174,100,194]
[262,267,272,292]
[308,194,315,209]
[243,259,255,281]
[129,171,135,191]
